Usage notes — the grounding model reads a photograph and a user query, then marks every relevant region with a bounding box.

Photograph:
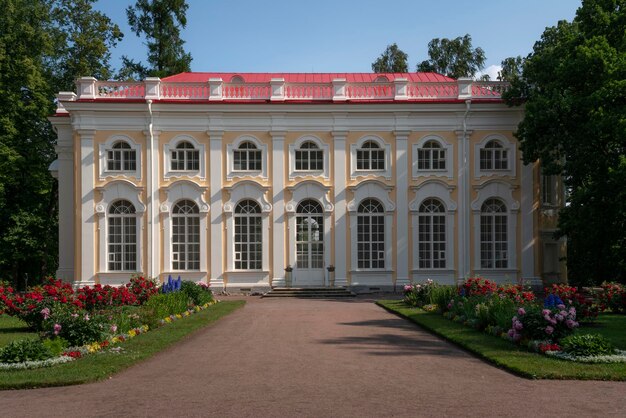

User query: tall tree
[498,56,524,81]
[120,0,193,79]
[371,43,409,73]
[506,0,626,285]
[417,34,486,78]
[0,0,122,288]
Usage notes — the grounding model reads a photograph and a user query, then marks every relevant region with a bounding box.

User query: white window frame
[226,135,268,181]
[480,198,509,269]
[288,135,330,180]
[233,200,263,271]
[541,174,558,207]
[107,200,139,272]
[409,180,456,283]
[412,135,453,178]
[171,200,201,271]
[474,135,516,179]
[160,180,209,279]
[164,135,205,180]
[95,180,145,277]
[471,180,519,282]
[350,135,392,180]
[356,199,387,270]
[99,135,141,180]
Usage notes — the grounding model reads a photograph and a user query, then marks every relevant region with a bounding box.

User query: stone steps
[262,287,356,298]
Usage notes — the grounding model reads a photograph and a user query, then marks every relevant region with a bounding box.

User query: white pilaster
[394,131,410,286]
[208,130,224,289]
[457,129,472,282]
[271,131,286,287]
[521,162,537,281]
[53,120,74,282]
[79,130,96,286]
[145,129,161,280]
[332,131,348,286]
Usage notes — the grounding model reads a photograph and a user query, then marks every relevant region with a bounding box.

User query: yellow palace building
[49,72,566,292]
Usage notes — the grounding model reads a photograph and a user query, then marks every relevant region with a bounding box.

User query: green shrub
[429,285,457,312]
[180,281,213,306]
[560,334,617,357]
[144,292,190,318]
[0,339,53,363]
[42,338,69,356]
[44,303,108,346]
[487,296,518,330]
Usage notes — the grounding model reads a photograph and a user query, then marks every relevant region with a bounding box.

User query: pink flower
[110,324,118,334]
[53,323,62,335]
[517,307,526,316]
[556,304,566,310]
[565,319,576,329]
[40,308,50,320]
[84,314,90,321]
[514,321,523,331]
[555,314,564,322]
[545,326,554,335]
[542,309,551,316]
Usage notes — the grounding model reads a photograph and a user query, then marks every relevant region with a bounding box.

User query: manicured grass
[0,316,38,348]
[0,300,245,390]
[377,300,626,381]
[579,314,626,349]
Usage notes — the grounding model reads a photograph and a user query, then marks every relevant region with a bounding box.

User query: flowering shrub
[496,284,536,304]
[545,284,599,319]
[126,275,159,304]
[42,303,108,346]
[507,304,579,343]
[77,284,138,310]
[460,277,497,296]
[403,280,435,307]
[598,282,626,313]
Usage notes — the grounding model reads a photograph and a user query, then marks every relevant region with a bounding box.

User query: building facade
[49,72,566,292]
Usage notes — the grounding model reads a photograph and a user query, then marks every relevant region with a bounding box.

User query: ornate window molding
[409,180,456,280]
[99,135,141,181]
[471,180,519,280]
[163,135,205,180]
[223,181,271,277]
[226,135,268,180]
[474,134,516,179]
[95,180,145,274]
[288,135,330,180]
[412,135,453,178]
[347,180,394,275]
[350,135,392,180]
[160,180,209,276]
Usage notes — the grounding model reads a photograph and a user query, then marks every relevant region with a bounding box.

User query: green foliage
[44,303,107,346]
[42,337,68,356]
[141,292,190,328]
[416,34,486,78]
[120,0,192,79]
[428,285,457,312]
[180,281,213,306]
[506,0,626,285]
[0,338,53,363]
[561,334,617,357]
[371,43,408,73]
[498,56,524,81]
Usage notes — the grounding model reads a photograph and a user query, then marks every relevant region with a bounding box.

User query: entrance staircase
[262,287,356,298]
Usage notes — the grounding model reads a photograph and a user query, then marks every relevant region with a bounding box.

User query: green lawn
[0,300,245,389]
[377,300,626,381]
[0,316,38,348]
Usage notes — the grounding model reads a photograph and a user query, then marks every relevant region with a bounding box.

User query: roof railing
[59,76,510,111]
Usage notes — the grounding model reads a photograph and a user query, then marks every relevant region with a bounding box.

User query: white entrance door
[294,200,324,286]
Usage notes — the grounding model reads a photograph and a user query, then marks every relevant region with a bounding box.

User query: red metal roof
[162,72,454,83]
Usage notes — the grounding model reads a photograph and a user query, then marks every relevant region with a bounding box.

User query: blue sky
[95,0,580,78]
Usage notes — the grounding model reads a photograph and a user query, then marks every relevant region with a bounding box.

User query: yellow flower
[194,306,201,312]
[142,325,149,332]
[184,311,190,316]
[175,314,182,319]
[111,337,120,344]
[164,317,172,323]
[128,330,137,338]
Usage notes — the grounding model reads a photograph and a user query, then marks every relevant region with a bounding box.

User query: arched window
[233,141,262,171]
[418,140,446,171]
[171,141,199,171]
[107,141,136,171]
[295,141,323,171]
[480,140,508,170]
[234,200,262,270]
[480,198,508,269]
[296,200,324,269]
[172,200,200,270]
[108,200,137,271]
[418,199,446,269]
[356,141,385,171]
[357,199,385,269]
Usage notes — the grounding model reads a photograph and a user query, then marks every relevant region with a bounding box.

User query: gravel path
[1,296,624,417]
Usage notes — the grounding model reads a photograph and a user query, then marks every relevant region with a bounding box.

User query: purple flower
[565,319,576,329]
[40,308,50,320]
[555,314,564,322]
[545,326,554,335]
[53,323,62,335]
[556,304,566,310]
[542,309,551,316]
[514,321,523,331]
[517,307,526,316]
[559,310,567,317]
[507,329,515,338]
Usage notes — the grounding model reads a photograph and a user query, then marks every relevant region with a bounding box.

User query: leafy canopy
[417,34,486,78]
[371,43,409,73]
[507,0,626,285]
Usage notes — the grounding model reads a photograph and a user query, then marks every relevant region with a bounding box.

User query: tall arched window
[295,141,323,171]
[171,141,200,171]
[108,200,137,271]
[480,140,508,170]
[107,141,136,171]
[296,200,324,269]
[234,200,262,270]
[356,141,385,171]
[357,199,385,269]
[480,198,508,268]
[418,199,446,269]
[172,200,200,270]
[418,141,446,171]
[233,141,262,171]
